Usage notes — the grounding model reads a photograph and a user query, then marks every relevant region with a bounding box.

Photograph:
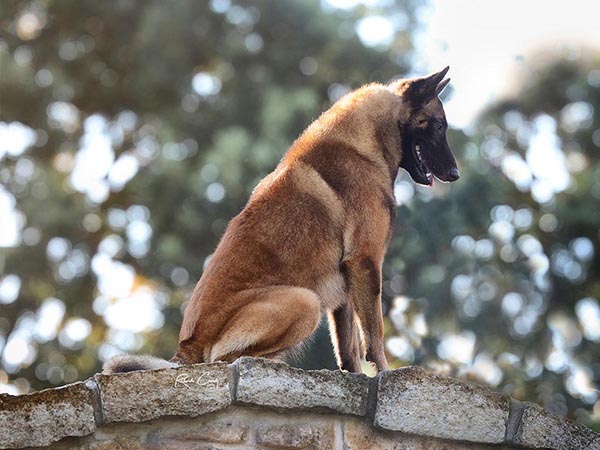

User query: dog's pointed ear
[428,66,450,89]
[403,66,450,104]
[436,77,451,95]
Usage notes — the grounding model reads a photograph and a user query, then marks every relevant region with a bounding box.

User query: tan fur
[170,82,402,371]
[290,162,345,225]
[103,69,455,375]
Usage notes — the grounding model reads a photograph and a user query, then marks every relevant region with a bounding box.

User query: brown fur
[103,69,457,374]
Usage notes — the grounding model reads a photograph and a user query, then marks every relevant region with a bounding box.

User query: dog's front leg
[341,257,389,372]
[328,301,362,372]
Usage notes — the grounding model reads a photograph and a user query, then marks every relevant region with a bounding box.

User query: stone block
[234,357,369,416]
[0,381,96,448]
[512,403,600,450]
[147,412,249,444]
[255,419,335,449]
[83,436,146,450]
[374,366,509,444]
[95,362,230,423]
[343,417,504,449]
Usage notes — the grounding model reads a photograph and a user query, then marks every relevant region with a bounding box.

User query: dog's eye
[434,122,444,132]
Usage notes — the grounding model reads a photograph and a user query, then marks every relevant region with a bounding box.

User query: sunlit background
[1,0,600,428]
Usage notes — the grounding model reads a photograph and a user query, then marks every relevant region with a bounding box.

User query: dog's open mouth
[400,135,460,186]
[414,144,433,186]
[399,141,435,186]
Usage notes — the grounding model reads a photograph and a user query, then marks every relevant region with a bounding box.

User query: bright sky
[339,0,600,206]
[416,0,600,128]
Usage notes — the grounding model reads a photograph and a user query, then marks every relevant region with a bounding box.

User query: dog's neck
[295,84,407,186]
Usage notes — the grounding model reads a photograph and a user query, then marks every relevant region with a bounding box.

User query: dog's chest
[315,273,346,310]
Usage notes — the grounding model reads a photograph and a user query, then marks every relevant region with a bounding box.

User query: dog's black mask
[398,67,460,186]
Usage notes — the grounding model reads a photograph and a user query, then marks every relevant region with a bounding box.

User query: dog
[103,67,459,375]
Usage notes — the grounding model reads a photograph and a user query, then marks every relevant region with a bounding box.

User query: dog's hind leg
[208,286,321,363]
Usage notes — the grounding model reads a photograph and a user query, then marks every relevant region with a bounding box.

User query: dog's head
[390,67,459,186]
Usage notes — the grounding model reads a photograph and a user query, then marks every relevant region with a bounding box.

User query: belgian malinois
[104,67,459,375]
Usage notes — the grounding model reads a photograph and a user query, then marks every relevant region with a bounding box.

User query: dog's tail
[102,354,179,374]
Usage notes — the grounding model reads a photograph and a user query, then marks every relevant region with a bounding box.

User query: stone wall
[0,357,598,449]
